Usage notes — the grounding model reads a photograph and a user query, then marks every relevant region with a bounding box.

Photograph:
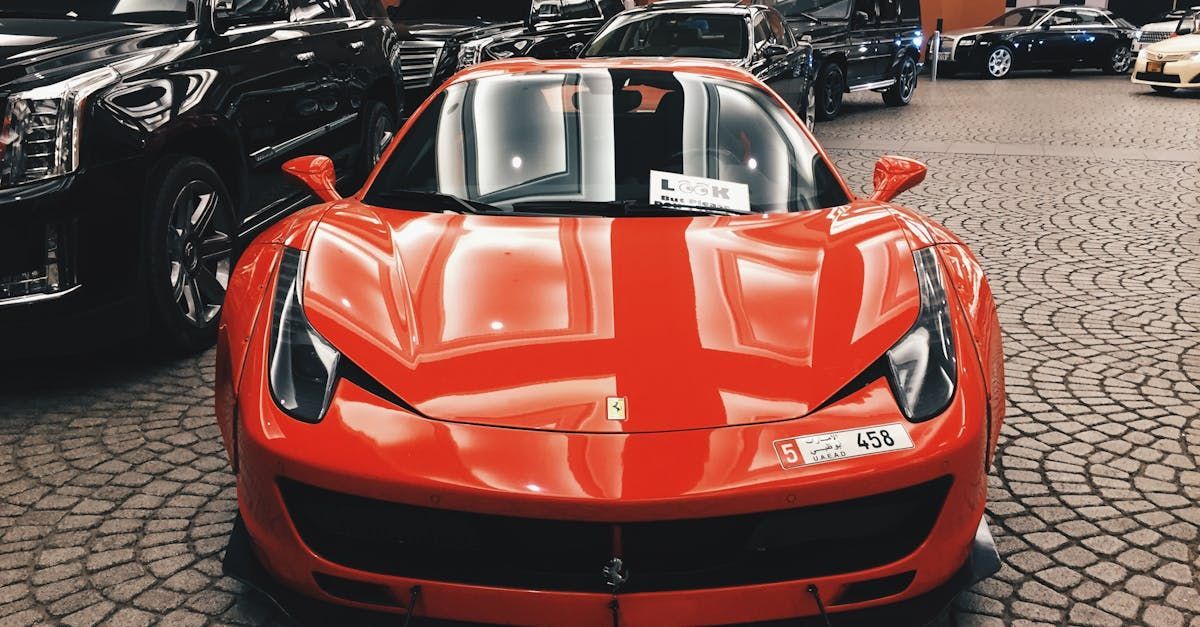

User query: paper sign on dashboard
[650,171,751,213]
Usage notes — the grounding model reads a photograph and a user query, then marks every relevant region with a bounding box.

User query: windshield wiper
[510,200,753,217]
[368,190,501,215]
[789,11,821,23]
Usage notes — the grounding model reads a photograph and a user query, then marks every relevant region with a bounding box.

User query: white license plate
[937,52,951,61]
[773,424,914,469]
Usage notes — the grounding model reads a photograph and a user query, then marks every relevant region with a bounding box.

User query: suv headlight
[458,38,494,68]
[268,248,341,423]
[0,67,117,188]
[884,248,957,422]
[484,38,534,59]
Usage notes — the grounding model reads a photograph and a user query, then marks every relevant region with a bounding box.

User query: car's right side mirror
[283,156,342,202]
[870,156,927,203]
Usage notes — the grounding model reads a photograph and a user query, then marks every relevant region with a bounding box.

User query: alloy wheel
[822,68,843,117]
[899,59,917,100]
[988,48,1012,78]
[369,113,394,167]
[805,85,817,130]
[167,180,233,326]
[1111,47,1132,74]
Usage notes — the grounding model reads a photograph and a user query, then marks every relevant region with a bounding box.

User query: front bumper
[1132,56,1200,88]
[223,308,998,625]
[0,158,148,352]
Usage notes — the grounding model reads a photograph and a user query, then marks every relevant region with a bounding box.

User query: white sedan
[1133,32,1200,93]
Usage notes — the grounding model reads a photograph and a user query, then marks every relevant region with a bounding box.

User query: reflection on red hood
[301,202,919,433]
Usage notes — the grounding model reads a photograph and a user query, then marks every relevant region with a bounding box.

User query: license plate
[1147,60,1164,73]
[937,52,951,61]
[772,424,915,469]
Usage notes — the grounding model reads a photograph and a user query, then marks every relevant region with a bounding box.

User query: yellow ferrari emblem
[606,397,627,421]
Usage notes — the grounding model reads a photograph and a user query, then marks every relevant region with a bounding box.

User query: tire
[815,62,845,121]
[357,101,396,182]
[1103,45,1132,75]
[145,155,237,355]
[1152,85,1177,94]
[882,56,919,107]
[983,45,1014,79]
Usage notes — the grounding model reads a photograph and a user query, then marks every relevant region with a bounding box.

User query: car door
[1034,9,1085,66]
[873,0,901,78]
[846,0,887,84]
[1075,10,1121,65]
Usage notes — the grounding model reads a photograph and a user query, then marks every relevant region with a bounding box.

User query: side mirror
[196,0,232,38]
[870,155,926,202]
[851,11,871,28]
[568,42,586,57]
[283,156,341,202]
[763,43,790,59]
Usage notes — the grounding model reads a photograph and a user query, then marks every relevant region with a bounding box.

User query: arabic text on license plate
[1146,60,1164,73]
[937,52,951,61]
[772,424,914,469]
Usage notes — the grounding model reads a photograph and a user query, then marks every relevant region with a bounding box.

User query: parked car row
[1132,9,1200,93]
[0,0,933,356]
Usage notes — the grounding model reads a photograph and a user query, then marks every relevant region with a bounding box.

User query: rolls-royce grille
[397,42,444,89]
[280,476,952,594]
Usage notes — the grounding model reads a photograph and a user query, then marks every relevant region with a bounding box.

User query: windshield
[389,0,529,22]
[987,8,1048,27]
[772,0,852,21]
[583,13,750,60]
[0,0,190,23]
[366,69,848,216]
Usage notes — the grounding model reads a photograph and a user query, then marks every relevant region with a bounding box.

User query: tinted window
[0,0,190,23]
[597,0,625,18]
[290,0,349,20]
[753,13,774,45]
[559,0,600,20]
[389,0,528,22]
[878,0,899,23]
[584,13,750,60]
[774,0,852,21]
[368,69,847,214]
[1045,11,1083,27]
[852,0,876,24]
[899,0,920,25]
[227,0,288,22]
[766,10,793,45]
[987,8,1048,27]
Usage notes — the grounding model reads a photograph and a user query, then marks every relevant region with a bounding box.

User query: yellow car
[1133,17,1200,93]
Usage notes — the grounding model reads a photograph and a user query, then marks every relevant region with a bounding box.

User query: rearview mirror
[283,156,341,202]
[870,156,927,202]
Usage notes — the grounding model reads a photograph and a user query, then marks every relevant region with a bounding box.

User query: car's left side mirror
[763,43,790,59]
[283,155,342,202]
[870,156,927,202]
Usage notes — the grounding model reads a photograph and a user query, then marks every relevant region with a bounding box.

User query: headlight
[1134,29,1143,41]
[458,38,494,68]
[0,67,117,188]
[884,248,957,423]
[958,37,975,47]
[484,38,534,60]
[269,248,341,423]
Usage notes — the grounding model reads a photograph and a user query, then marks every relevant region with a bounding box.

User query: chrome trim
[249,113,357,165]
[850,78,896,92]
[0,284,81,309]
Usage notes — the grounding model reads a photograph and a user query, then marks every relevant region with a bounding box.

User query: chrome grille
[397,41,445,89]
[1137,31,1172,44]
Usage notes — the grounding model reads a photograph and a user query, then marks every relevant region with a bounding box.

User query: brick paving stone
[0,74,1197,626]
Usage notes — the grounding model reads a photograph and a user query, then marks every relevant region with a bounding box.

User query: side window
[1047,11,1083,27]
[877,0,899,23]
[852,0,877,25]
[560,0,601,20]
[222,0,288,23]
[898,0,920,25]
[1076,11,1106,26]
[289,0,349,20]
[766,11,793,46]
[753,13,774,47]
[596,0,625,18]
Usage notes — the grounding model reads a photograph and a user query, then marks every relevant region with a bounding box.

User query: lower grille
[281,476,952,593]
[1137,72,1181,83]
[397,42,444,89]
[0,221,75,301]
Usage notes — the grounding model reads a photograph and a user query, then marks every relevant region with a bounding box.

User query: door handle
[349,41,365,53]
[295,51,316,64]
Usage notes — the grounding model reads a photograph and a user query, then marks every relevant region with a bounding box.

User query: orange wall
[921,0,1005,38]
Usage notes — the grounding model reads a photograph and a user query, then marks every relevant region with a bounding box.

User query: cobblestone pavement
[1,74,1198,627]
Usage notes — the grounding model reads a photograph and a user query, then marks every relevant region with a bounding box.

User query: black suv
[769,0,923,120]
[388,0,626,105]
[0,0,403,354]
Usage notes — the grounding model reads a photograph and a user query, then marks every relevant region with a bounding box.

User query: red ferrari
[216,58,1006,626]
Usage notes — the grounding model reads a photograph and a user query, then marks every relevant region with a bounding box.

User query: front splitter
[222,515,1001,627]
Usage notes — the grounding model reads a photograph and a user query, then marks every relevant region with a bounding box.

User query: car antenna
[806,584,833,627]
[402,585,422,627]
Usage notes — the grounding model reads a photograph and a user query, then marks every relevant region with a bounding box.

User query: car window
[766,10,793,45]
[389,0,529,22]
[1046,11,1083,27]
[560,0,601,20]
[596,0,625,18]
[987,8,1048,28]
[774,0,852,22]
[583,13,750,60]
[0,0,191,23]
[877,0,899,23]
[224,0,288,22]
[852,0,876,25]
[367,69,848,214]
[898,0,920,25]
[1075,11,1107,26]
[289,0,349,20]
[753,12,774,46]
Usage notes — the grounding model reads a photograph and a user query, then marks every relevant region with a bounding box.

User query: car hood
[1146,33,1200,53]
[0,18,186,88]
[943,25,1026,38]
[393,20,523,42]
[301,203,921,433]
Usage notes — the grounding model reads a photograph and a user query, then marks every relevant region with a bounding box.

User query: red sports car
[216,58,1006,626]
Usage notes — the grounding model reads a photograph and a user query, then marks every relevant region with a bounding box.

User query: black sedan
[580,1,817,129]
[935,5,1136,79]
